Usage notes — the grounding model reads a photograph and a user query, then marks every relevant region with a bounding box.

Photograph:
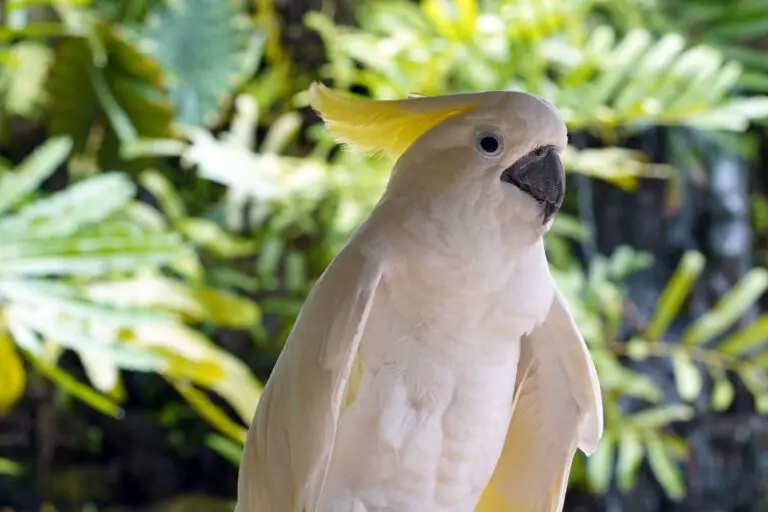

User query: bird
[236,82,603,512]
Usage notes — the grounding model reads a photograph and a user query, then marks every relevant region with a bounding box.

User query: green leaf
[78,350,120,393]
[671,352,702,402]
[122,322,262,423]
[2,41,54,118]
[586,432,614,494]
[0,136,72,214]
[46,21,173,169]
[616,432,644,492]
[717,314,768,355]
[85,276,260,327]
[628,404,694,429]
[0,172,137,238]
[740,366,768,413]
[690,97,768,130]
[139,169,187,222]
[0,231,189,277]
[205,434,243,466]
[682,268,768,345]
[178,218,259,258]
[142,0,263,126]
[710,369,735,412]
[646,434,686,500]
[172,381,246,444]
[9,304,167,373]
[550,213,588,242]
[0,457,22,476]
[0,328,27,413]
[20,349,123,418]
[645,251,705,341]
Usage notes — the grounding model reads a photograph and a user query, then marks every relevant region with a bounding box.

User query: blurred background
[1,0,768,510]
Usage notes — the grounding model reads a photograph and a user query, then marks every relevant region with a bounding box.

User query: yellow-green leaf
[172,381,246,444]
[0,329,26,413]
[628,404,694,429]
[86,276,260,328]
[22,350,123,418]
[671,352,702,402]
[645,251,705,341]
[0,457,22,476]
[617,432,644,491]
[586,432,614,493]
[205,434,242,466]
[711,373,735,412]
[718,314,768,355]
[683,268,768,346]
[646,433,686,500]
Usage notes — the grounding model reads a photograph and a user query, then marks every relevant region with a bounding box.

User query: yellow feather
[343,355,364,409]
[308,82,476,157]
[475,483,533,512]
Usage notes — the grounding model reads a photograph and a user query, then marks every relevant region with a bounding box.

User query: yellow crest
[308,82,476,157]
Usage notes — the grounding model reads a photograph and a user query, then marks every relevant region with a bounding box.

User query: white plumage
[236,84,603,512]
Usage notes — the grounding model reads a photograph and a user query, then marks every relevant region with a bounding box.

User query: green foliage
[652,0,768,94]
[1,0,768,508]
[0,136,261,441]
[141,0,264,127]
[45,20,174,169]
[559,248,768,499]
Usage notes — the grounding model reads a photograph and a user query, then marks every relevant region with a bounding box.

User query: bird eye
[476,130,503,157]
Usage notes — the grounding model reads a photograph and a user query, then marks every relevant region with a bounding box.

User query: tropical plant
[1,0,767,509]
[0,135,262,444]
[556,247,768,498]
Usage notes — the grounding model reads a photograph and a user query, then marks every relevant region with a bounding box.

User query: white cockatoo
[236,83,603,512]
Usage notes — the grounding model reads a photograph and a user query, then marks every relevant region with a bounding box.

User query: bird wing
[475,283,603,512]
[236,241,384,512]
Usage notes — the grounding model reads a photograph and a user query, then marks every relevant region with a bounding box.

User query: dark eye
[476,130,503,156]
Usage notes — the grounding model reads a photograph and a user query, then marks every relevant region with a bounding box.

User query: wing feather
[237,242,383,512]
[475,284,603,512]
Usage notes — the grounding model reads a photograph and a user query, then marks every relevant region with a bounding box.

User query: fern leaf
[141,0,261,126]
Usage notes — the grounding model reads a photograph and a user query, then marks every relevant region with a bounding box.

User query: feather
[236,242,384,512]
[308,82,476,157]
[475,284,603,512]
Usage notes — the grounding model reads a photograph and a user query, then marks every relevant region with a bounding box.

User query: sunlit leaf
[671,351,702,402]
[646,433,686,500]
[628,404,694,429]
[20,349,123,418]
[683,268,768,345]
[139,169,187,222]
[587,432,614,493]
[178,217,259,258]
[172,381,246,444]
[206,433,243,465]
[0,172,136,238]
[717,314,768,355]
[2,41,53,117]
[85,276,259,327]
[0,136,72,215]
[646,251,705,341]
[616,432,644,491]
[0,457,22,476]
[0,231,189,277]
[0,328,26,413]
[710,368,735,412]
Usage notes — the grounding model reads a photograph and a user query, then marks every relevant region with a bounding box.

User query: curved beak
[500,145,565,224]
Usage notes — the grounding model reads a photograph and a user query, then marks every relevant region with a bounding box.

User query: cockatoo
[236,83,603,512]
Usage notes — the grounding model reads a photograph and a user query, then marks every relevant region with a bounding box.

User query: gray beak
[500,145,565,224]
